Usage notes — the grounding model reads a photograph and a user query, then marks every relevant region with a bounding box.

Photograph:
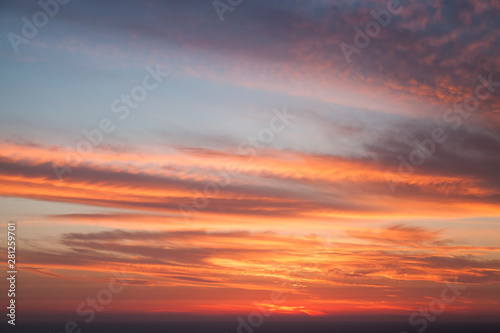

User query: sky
[0,0,499,329]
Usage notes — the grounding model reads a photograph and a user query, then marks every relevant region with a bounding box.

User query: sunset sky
[0,0,499,327]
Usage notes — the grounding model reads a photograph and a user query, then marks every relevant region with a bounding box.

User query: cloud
[13,224,500,288]
[347,223,449,247]
[1,133,499,221]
